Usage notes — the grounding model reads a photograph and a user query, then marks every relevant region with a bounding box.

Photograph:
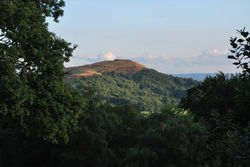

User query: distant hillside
[65,60,197,111]
[171,73,234,81]
[171,73,217,81]
[65,59,147,78]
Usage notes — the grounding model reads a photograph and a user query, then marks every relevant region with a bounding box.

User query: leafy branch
[228,27,250,75]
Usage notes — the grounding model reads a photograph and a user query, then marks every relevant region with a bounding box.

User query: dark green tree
[180,28,250,167]
[123,107,208,167]
[180,28,250,127]
[0,0,82,143]
[204,111,250,167]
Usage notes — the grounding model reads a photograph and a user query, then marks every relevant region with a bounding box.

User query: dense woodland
[0,1,250,167]
[68,69,196,112]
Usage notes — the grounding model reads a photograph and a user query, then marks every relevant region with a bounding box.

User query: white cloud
[68,51,117,66]
[207,49,229,56]
[134,49,229,66]
[97,52,116,61]
[133,53,169,65]
[64,51,117,67]
[132,49,236,73]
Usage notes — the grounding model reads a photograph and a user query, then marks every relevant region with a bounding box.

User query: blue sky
[48,0,250,73]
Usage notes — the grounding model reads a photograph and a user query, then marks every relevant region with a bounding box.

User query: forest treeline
[0,1,250,167]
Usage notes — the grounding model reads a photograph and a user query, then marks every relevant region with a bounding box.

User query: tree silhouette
[228,27,250,75]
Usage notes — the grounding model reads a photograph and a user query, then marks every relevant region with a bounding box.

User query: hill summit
[65,59,147,77]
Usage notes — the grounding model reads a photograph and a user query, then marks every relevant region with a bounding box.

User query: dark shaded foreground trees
[180,72,250,126]
[121,107,208,167]
[0,94,210,167]
[1,0,250,166]
[1,1,206,166]
[180,28,250,127]
[0,0,82,143]
[180,28,250,167]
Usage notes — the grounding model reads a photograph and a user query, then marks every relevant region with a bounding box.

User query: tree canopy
[0,0,81,143]
[1,1,250,166]
[68,69,196,112]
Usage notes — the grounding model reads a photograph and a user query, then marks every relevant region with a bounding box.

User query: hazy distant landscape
[1,0,250,167]
[171,73,234,81]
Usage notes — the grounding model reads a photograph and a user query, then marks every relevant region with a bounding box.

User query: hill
[65,59,147,77]
[65,60,197,111]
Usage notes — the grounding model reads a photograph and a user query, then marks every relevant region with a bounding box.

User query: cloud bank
[97,52,116,61]
[132,49,235,73]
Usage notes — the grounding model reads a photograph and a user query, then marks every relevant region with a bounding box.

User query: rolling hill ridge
[65,60,197,111]
[65,59,147,78]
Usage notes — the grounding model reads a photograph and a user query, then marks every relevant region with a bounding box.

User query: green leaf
[237,39,244,43]
[233,62,240,65]
[247,37,250,42]
[228,55,237,60]
[241,31,249,38]
[232,43,238,48]
[243,51,249,56]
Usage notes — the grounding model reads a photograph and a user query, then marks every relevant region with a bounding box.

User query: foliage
[69,69,197,112]
[228,27,250,75]
[0,85,211,167]
[204,111,250,167]
[1,1,250,166]
[180,72,250,127]
[180,28,250,167]
[0,0,81,143]
[179,73,250,166]
[123,107,208,167]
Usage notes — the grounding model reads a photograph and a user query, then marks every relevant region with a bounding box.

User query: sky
[48,0,250,74]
